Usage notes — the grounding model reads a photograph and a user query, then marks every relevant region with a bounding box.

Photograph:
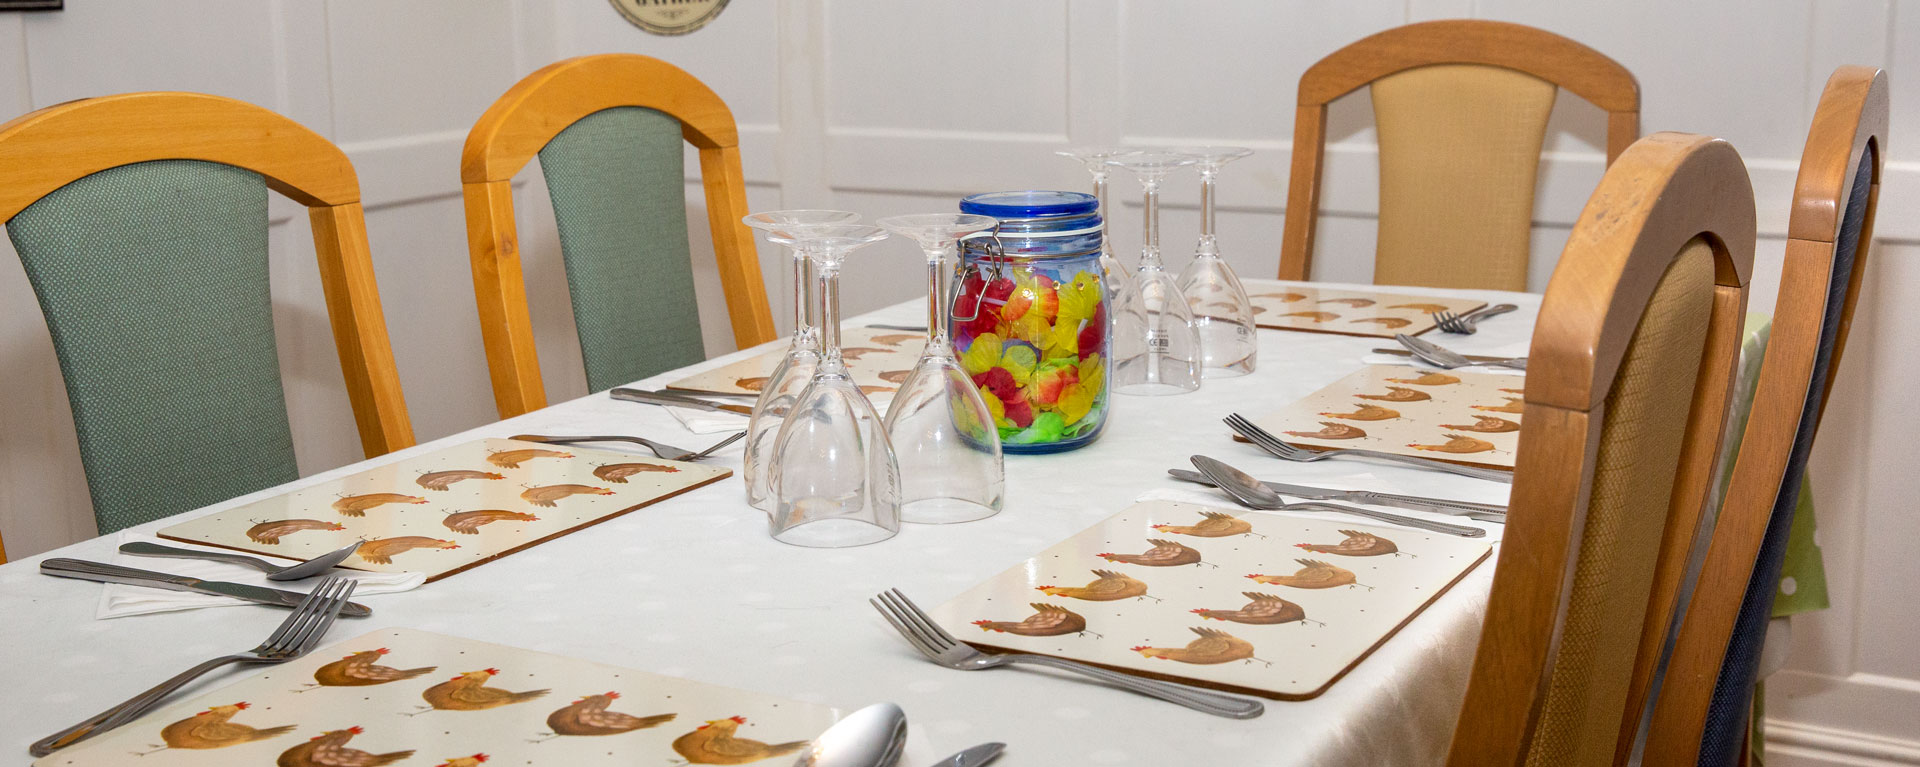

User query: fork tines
[1431,310,1465,334]
[871,588,958,658]
[1225,414,1301,458]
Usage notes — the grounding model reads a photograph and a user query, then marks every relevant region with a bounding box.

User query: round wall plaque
[609,0,730,36]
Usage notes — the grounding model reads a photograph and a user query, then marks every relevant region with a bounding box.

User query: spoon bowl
[791,702,907,767]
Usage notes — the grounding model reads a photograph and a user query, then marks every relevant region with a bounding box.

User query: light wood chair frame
[1444,132,1754,767]
[462,53,776,418]
[1278,19,1641,282]
[0,92,416,563]
[1640,66,1887,767]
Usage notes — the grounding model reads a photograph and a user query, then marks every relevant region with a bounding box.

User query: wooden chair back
[1642,66,1886,767]
[0,92,414,561]
[462,54,775,417]
[1278,20,1639,291]
[1444,132,1754,767]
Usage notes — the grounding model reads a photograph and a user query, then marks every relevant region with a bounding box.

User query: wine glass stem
[817,260,844,370]
[1140,178,1163,269]
[1198,169,1218,254]
[790,248,815,338]
[1092,171,1112,257]
[925,245,955,356]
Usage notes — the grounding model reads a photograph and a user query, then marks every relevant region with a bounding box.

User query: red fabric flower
[972,367,1019,402]
[1077,301,1107,360]
[956,273,1015,338]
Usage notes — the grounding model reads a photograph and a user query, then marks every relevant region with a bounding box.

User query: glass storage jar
[954,190,1110,453]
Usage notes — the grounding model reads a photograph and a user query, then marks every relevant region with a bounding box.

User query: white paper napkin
[1361,340,1529,376]
[96,532,426,619]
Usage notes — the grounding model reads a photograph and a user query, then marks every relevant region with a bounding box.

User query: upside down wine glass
[741,210,861,511]
[769,225,901,547]
[1175,146,1258,377]
[1055,147,1149,347]
[876,214,1005,524]
[1107,151,1202,395]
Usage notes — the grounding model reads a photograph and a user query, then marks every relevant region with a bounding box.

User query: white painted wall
[0,1,1913,763]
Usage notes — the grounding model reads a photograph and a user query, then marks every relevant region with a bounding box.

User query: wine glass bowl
[876,213,1005,524]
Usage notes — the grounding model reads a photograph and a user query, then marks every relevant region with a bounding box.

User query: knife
[1165,469,1507,519]
[1371,348,1512,364]
[931,742,1006,767]
[610,388,753,415]
[40,559,373,617]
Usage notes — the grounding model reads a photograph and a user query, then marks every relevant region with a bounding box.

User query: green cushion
[538,106,706,392]
[7,160,297,534]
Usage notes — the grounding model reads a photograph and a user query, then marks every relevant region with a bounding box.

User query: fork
[869,588,1265,719]
[1394,333,1527,370]
[31,578,356,756]
[509,431,743,461]
[1432,303,1518,334]
[1224,413,1513,483]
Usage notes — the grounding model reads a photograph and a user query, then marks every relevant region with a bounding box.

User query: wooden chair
[0,92,413,560]
[1444,132,1755,767]
[1642,66,1886,767]
[462,54,776,418]
[1278,20,1640,291]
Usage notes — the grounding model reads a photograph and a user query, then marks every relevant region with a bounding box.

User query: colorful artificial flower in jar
[953,191,1110,453]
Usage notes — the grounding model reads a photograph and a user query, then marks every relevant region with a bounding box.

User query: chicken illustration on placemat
[1192,593,1323,627]
[1097,539,1214,568]
[1132,627,1268,666]
[442,510,539,535]
[1247,559,1372,590]
[301,648,437,691]
[972,603,1101,638]
[665,325,923,397]
[519,483,615,508]
[1151,510,1265,539]
[277,726,413,767]
[534,692,676,741]
[671,716,808,765]
[411,669,549,715]
[332,493,427,518]
[134,702,293,755]
[1038,569,1158,602]
[357,536,460,565]
[246,519,344,545]
[416,469,505,491]
[590,462,680,483]
[1296,529,1404,557]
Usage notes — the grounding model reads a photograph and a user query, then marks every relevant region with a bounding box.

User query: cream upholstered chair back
[1279,20,1638,291]
[1443,132,1755,767]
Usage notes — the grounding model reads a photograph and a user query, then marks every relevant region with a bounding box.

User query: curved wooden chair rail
[1444,132,1754,767]
[461,53,775,418]
[0,92,414,456]
[1277,19,1641,284]
[1641,66,1887,767]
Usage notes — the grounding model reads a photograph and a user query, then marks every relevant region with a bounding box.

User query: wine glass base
[902,497,1001,525]
[772,517,899,548]
[1115,381,1200,396]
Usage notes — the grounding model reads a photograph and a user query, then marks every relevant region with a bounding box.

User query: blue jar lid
[959,190,1098,218]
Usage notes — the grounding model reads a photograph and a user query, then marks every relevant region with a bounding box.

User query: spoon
[792,702,907,767]
[1190,456,1486,538]
[118,540,363,581]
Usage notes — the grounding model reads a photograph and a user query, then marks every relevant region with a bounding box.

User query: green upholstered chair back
[537,106,706,393]
[7,159,297,534]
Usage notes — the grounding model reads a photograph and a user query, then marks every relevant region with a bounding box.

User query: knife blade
[1371,348,1511,364]
[1165,469,1507,518]
[610,388,753,415]
[933,742,1006,767]
[40,558,373,617]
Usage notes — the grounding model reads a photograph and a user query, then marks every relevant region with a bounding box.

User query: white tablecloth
[0,279,1539,766]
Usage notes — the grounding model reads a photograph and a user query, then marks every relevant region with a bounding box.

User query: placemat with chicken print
[929,499,1493,700]
[666,324,926,396]
[156,439,730,582]
[1250,364,1525,470]
[1239,280,1486,338]
[33,627,837,767]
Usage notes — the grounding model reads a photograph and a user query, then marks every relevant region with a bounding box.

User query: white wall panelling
[0,1,1913,763]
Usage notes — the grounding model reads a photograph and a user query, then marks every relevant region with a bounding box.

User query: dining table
[0,279,1537,767]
